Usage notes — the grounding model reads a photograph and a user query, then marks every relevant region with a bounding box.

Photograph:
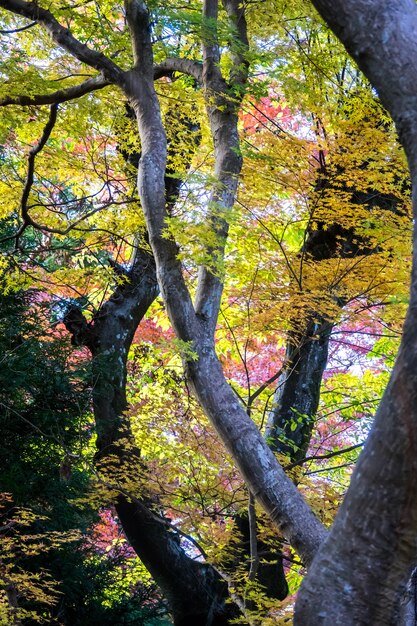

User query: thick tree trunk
[294,1,417,622]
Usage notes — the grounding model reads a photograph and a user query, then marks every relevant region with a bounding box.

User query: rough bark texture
[266,317,332,462]
[294,1,417,623]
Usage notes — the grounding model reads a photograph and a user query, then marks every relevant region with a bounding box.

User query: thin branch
[0,74,110,107]
[304,461,356,476]
[285,442,364,471]
[237,197,302,289]
[248,366,285,406]
[150,513,208,559]
[0,19,36,33]
[14,103,59,246]
[220,307,251,396]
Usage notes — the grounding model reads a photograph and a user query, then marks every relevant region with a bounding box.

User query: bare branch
[0,74,110,107]
[0,19,35,33]
[0,0,123,84]
[14,103,59,246]
[0,103,114,246]
[285,442,364,471]
[154,57,203,83]
[249,367,285,406]
[304,461,356,476]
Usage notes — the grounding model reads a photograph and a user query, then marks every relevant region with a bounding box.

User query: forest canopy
[0,1,417,624]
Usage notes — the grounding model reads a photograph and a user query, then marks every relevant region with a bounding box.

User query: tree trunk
[266,316,333,463]
[65,246,240,625]
[294,1,417,622]
[398,569,417,626]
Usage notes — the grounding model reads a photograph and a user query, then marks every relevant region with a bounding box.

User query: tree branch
[122,3,198,342]
[202,0,221,85]
[0,19,35,33]
[304,461,356,476]
[0,60,202,108]
[14,103,58,247]
[193,0,249,332]
[154,57,203,83]
[285,442,364,471]
[222,0,249,89]
[0,74,110,107]
[0,0,123,84]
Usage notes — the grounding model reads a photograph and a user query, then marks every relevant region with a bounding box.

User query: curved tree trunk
[294,1,417,623]
[65,246,240,625]
[63,102,241,623]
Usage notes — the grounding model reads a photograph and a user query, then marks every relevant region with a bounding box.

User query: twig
[285,442,364,471]
[0,20,36,33]
[304,461,356,476]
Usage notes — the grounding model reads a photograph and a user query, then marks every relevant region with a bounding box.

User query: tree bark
[266,316,333,463]
[294,1,417,623]
[398,568,417,626]
[122,0,328,571]
[68,163,244,626]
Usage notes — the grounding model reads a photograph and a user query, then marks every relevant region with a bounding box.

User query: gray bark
[294,1,417,623]
[122,0,328,569]
[398,569,417,626]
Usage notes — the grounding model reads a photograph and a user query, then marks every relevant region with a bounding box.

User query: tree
[291,0,417,623]
[0,1,416,624]
[0,277,168,625]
